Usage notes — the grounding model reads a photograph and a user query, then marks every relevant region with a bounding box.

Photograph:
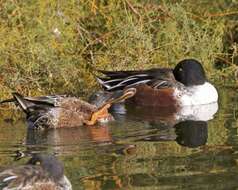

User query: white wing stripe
[96,78,111,89]
[106,78,140,90]
[125,80,151,87]
[153,81,167,88]
[3,175,18,182]
[126,74,149,78]
[108,79,151,90]
[97,73,151,90]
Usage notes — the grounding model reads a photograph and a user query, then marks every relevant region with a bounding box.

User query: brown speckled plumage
[47,97,98,128]
[15,95,112,129]
[0,166,58,190]
[0,154,72,190]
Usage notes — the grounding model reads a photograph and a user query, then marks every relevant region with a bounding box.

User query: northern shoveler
[0,88,136,129]
[96,59,218,107]
[0,153,72,190]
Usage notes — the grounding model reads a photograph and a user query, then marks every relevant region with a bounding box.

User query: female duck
[0,154,72,190]
[97,59,218,107]
[1,88,136,129]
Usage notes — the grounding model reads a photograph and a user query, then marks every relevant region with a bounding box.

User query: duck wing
[0,94,66,106]
[11,93,62,114]
[97,68,173,91]
[0,93,65,129]
[0,165,53,189]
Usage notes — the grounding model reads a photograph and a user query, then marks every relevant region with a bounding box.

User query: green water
[0,87,238,190]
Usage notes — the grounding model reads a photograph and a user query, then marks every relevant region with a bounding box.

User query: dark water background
[0,87,237,190]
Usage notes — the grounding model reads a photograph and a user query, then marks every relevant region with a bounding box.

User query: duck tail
[12,93,34,114]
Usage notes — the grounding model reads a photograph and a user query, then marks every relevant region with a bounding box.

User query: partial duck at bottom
[0,153,72,190]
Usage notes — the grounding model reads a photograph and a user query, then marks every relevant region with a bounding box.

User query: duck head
[89,88,136,109]
[85,88,136,125]
[173,59,206,86]
[27,154,64,182]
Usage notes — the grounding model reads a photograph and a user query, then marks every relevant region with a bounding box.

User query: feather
[97,68,174,91]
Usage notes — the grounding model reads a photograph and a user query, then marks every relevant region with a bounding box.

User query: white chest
[175,82,218,106]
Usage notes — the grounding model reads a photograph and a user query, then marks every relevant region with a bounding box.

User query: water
[0,87,238,190]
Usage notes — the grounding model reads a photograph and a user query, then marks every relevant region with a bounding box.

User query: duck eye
[179,68,183,72]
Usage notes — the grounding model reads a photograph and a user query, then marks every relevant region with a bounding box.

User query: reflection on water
[0,87,238,189]
[136,120,208,148]
[175,120,207,148]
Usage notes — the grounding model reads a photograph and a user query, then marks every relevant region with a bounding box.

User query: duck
[96,59,218,107]
[0,88,136,129]
[0,153,72,190]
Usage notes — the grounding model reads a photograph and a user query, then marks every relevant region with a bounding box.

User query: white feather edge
[97,73,150,89]
[97,77,152,90]
[3,175,18,182]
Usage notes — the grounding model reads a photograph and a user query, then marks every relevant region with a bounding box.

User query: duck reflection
[134,120,208,148]
[24,125,137,157]
[26,124,112,147]
[128,103,218,148]
[174,120,208,148]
